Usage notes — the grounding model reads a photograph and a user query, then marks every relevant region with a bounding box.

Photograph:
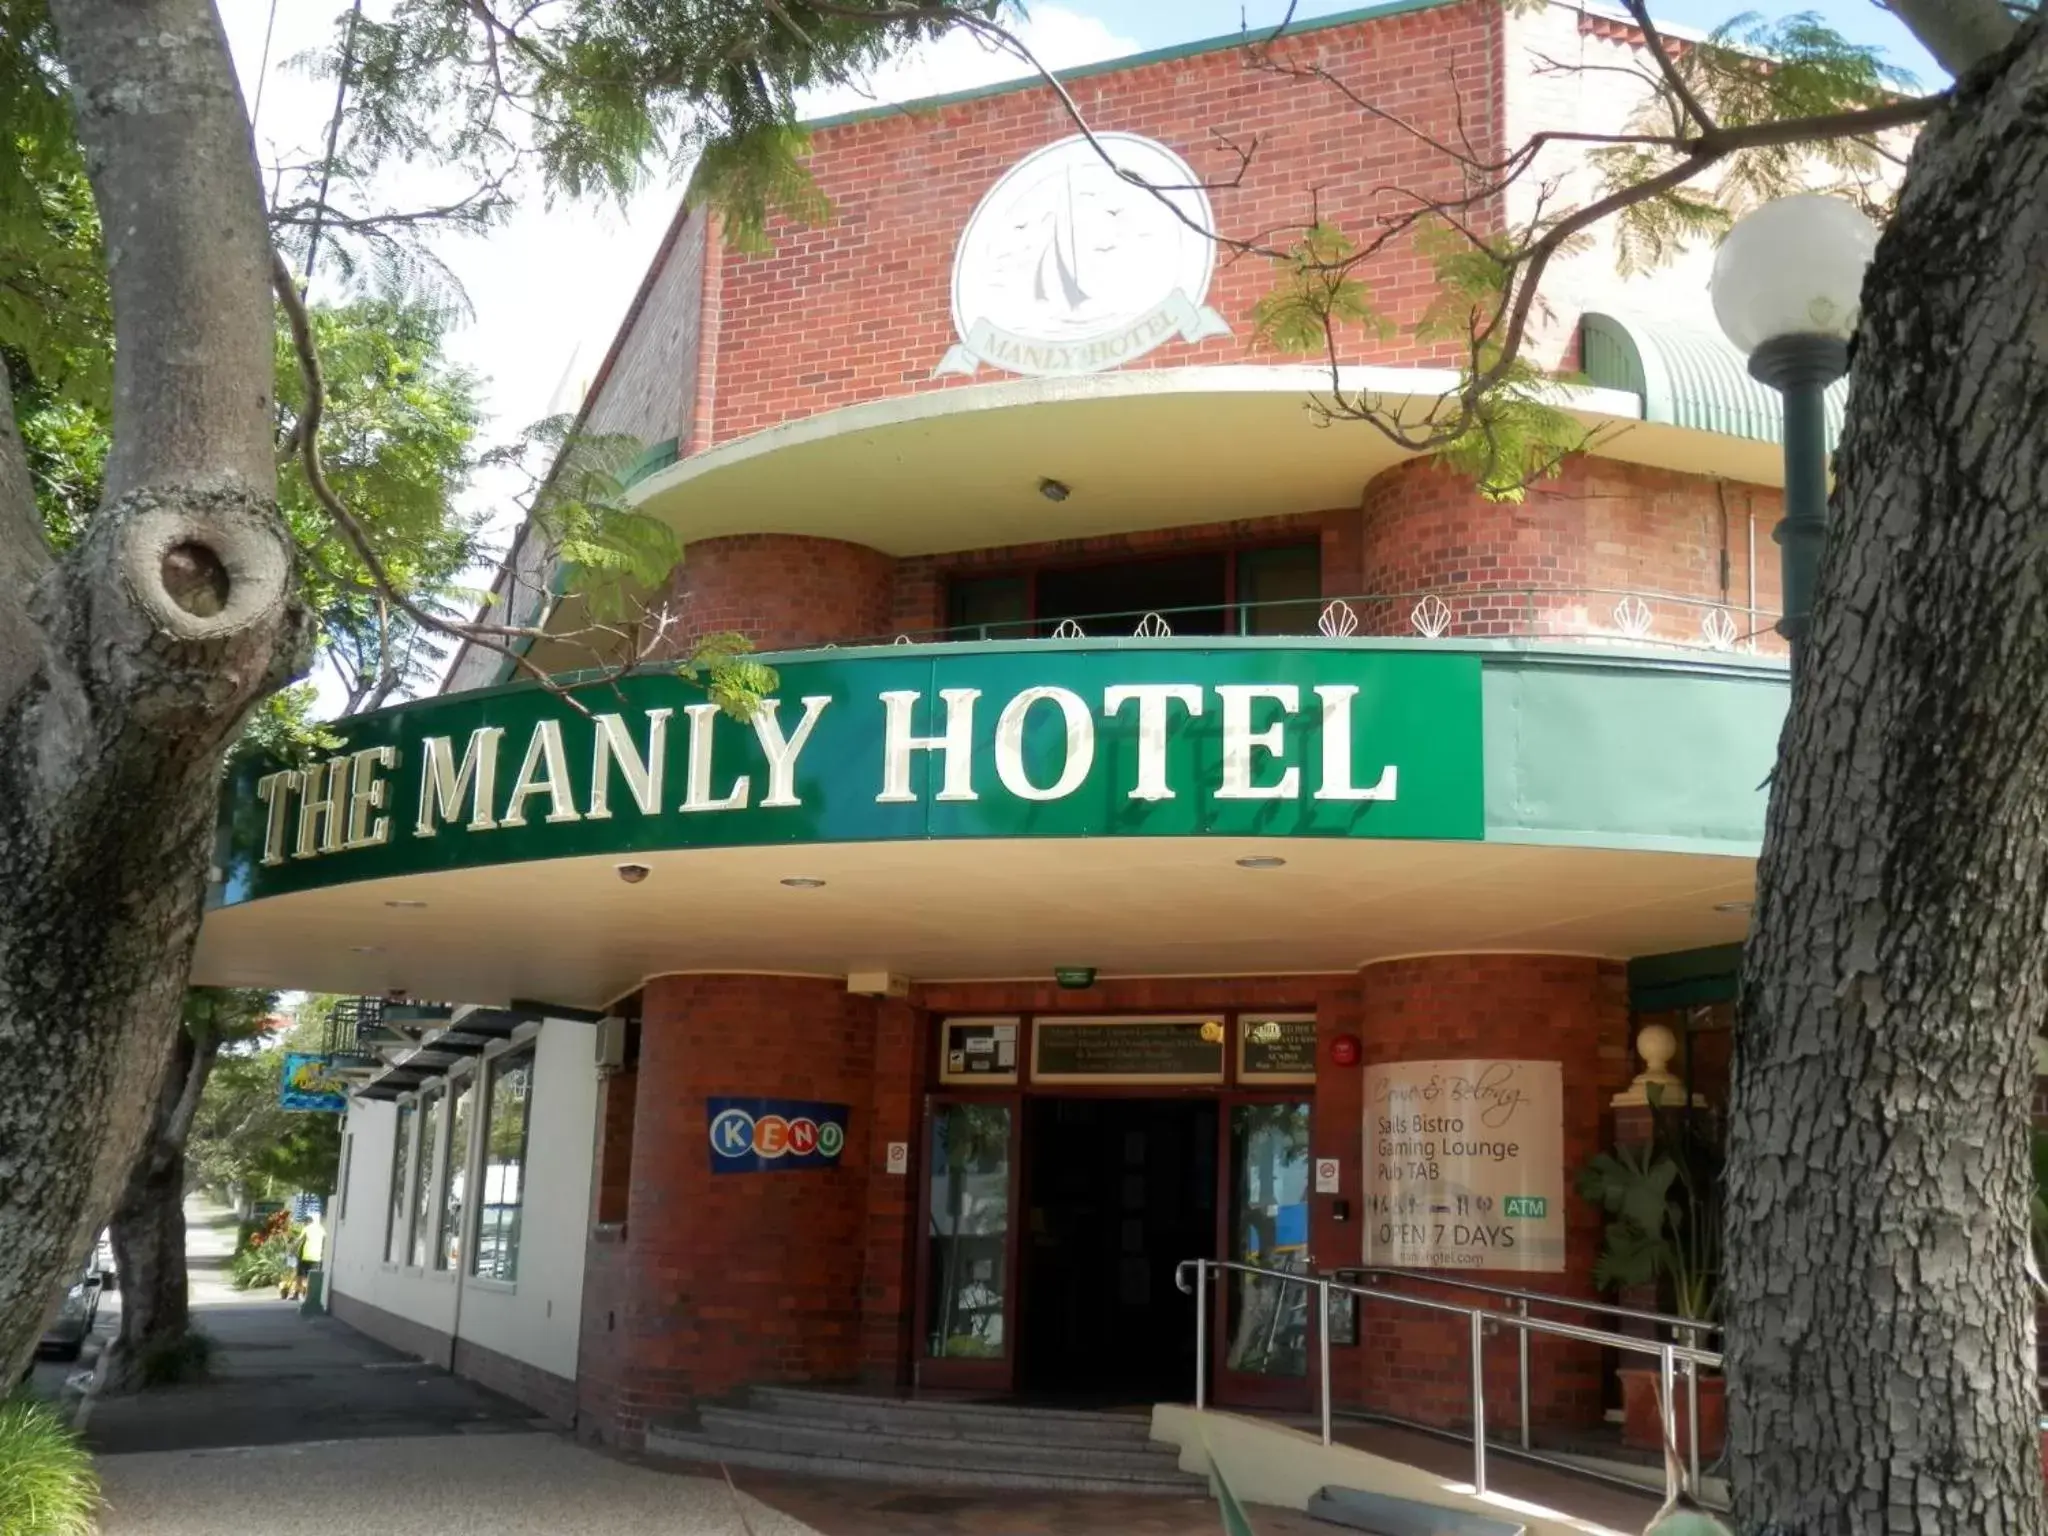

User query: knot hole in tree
[161,541,231,618]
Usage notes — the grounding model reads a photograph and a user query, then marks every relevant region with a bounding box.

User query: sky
[213,1,1934,708]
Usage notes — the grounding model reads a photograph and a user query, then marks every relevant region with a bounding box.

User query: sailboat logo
[937,133,1232,378]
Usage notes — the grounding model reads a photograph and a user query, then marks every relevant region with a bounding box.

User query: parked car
[37,1257,104,1361]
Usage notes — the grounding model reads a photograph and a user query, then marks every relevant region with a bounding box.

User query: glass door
[1216,1099,1315,1409]
[915,1096,1018,1392]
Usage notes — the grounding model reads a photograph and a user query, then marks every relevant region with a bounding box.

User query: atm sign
[707,1097,849,1173]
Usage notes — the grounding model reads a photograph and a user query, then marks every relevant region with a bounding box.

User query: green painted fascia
[1629,943,1745,1013]
[1481,649,1785,857]
[801,0,1457,133]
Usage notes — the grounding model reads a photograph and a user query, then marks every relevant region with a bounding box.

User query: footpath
[77,1202,819,1535]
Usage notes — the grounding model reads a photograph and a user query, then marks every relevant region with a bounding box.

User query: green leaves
[1595,9,1916,271]
[327,1,1012,248]
[677,630,780,723]
[1253,222,1387,355]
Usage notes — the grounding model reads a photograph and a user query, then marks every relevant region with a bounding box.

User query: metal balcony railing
[828,588,1784,658]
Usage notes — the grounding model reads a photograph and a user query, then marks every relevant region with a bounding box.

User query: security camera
[616,863,651,885]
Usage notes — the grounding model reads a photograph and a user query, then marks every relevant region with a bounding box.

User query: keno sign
[934,132,1231,378]
[707,1097,849,1174]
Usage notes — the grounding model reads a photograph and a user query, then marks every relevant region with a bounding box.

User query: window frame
[405,1083,445,1270]
[432,1066,481,1273]
[470,1042,537,1286]
[384,1100,417,1266]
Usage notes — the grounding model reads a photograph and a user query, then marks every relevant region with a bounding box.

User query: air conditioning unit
[593,1016,628,1075]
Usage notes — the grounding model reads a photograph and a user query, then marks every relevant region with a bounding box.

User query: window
[945,575,1030,641]
[338,1133,353,1222]
[435,1077,476,1271]
[407,1087,442,1267]
[473,1049,534,1282]
[384,1105,414,1264]
[1236,545,1321,635]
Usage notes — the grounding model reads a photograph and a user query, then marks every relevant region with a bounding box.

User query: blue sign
[279,1052,348,1113]
[707,1098,849,1173]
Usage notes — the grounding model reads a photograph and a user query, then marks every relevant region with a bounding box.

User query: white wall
[328,1018,599,1384]
[1501,3,1908,368]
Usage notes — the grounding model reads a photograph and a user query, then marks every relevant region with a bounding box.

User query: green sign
[216,644,1484,905]
[1503,1196,1548,1219]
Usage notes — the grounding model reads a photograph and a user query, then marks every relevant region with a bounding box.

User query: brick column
[653,533,896,653]
[579,974,879,1448]
[1317,954,1631,1436]
[1349,459,1786,654]
[858,999,931,1387]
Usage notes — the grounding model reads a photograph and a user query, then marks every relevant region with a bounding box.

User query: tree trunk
[0,0,308,1386]
[99,1024,221,1393]
[1726,20,2048,1534]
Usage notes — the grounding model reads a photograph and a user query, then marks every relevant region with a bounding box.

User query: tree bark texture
[1727,20,2048,1535]
[0,0,308,1385]
[100,1024,218,1393]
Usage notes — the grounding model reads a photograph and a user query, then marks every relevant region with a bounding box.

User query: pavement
[63,1201,1652,1535]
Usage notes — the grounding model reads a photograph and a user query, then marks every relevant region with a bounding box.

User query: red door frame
[910,1011,1319,1411]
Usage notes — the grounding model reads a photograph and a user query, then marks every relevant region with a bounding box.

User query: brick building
[197,0,1801,1483]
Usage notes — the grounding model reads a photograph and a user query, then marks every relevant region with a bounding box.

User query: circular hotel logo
[933,132,1232,379]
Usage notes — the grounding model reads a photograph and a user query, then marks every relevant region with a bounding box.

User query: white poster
[1362,1059,1565,1272]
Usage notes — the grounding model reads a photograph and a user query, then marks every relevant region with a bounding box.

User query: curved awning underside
[1582,309,1847,449]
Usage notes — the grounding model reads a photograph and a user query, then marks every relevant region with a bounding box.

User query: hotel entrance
[914,1012,1317,1410]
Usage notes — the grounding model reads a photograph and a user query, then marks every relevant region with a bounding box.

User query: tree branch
[1622,0,1715,132]
[1886,0,2019,77]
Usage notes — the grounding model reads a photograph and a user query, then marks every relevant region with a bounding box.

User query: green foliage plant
[1577,1092,1724,1326]
[0,1397,98,1536]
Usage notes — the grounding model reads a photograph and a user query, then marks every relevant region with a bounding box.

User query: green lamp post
[1709,194,1881,664]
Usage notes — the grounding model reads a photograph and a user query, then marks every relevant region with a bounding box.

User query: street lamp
[1709,193,1880,659]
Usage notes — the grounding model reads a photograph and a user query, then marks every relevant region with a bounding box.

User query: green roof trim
[802,0,1456,133]
[1628,942,1745,1014]
[1582,310,1846,450]
[622,437,680,490]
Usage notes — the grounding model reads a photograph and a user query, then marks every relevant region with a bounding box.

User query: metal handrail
[1342,1264,1722,1339]
[1173,1257,1720,1506]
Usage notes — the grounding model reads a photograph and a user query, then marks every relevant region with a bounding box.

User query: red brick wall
[703,2,1504,444]
[652,534,896,653]
[859,999,930,1386]
[580,975,880,1447]
[1333,459,1787,653]
[1315,955,1633,1432]
[593,1067,637,1228]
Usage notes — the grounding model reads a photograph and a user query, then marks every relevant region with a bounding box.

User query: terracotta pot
[1619,1365,1726,1462]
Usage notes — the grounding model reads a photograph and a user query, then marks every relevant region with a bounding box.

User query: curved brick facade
[657,534,896,654]
[1332,458,1788,655]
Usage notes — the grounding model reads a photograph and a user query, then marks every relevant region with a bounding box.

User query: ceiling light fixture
[384,899,428,910]
[780,876,828,889]
[349,944,384,954]
[1713,899,1754,914]
[1038,477,1070,502]
[1235,856,1287,869]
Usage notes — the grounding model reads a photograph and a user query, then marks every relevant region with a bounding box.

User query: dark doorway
[1034,553,1229,636]
[1019,1097,1218,1404]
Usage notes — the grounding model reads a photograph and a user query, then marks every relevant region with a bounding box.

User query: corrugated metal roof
[1582,310,1846,449]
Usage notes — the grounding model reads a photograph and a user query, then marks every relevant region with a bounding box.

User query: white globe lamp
[1708,194,1880,656]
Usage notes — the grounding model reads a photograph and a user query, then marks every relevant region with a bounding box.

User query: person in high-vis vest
[289,1213,326,1302]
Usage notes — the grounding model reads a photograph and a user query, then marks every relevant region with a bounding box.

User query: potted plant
[1576,1093,1725,1460]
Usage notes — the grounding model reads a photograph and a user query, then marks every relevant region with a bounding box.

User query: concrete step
[745,1385,1157,1445]
[645,1423,1208,1497]
[700,1405,1187,1479]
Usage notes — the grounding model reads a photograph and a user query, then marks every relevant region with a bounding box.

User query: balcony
[814,589,1785,659]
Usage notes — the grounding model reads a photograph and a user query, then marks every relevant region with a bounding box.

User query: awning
[1581,310,1846,450]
